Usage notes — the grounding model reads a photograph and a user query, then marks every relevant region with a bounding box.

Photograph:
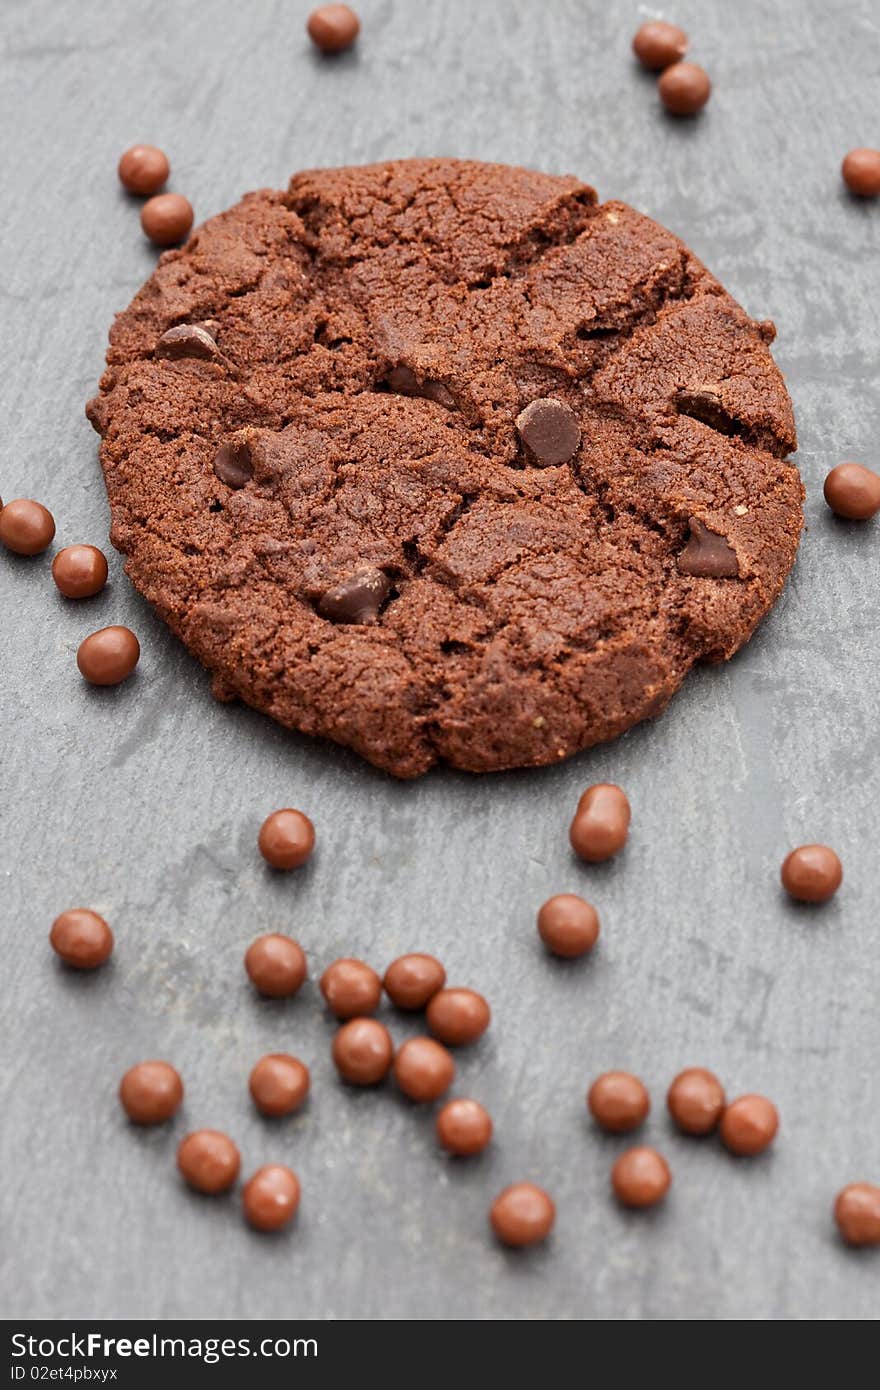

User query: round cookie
[87,159,801,777]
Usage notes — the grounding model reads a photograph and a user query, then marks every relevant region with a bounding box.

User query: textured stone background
[1,0,878,1321]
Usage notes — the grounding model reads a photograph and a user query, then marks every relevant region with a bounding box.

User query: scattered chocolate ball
[719,1094,779,1156]
[51,545,108,599]
[248,1054,310,1117]
[588,1071,651,1133]
[0,498,56,555]
[667,1067,726,1135]
[632,20,688,70]
[611,1147,672,1208]
[489,1183,556,1248]
[307,4,360,54]
[177,1129,241,1194]
[537,893,600,958]
[780,844,842,903]
[320,958,382,1019]
[841,147,880,197]
[49,908,113,969]
[393,1037,455,1102]
[823,463,880,520]
[119,1060,183,1125]
[426,987,491,1046]
[383,953,446,1010]
[569,783,631,862]
[436,1098,493,1156]
[141,192,194,248]
[244,934,307,998]
[257,808,315,869]
[332,1017,394,1085]
[658,61,711,116]
[117,144,170,196]
[243,1164,301,1232]
[834,1183,880,1247]
[76,626,140,686]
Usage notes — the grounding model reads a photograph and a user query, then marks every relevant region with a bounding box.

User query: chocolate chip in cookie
[318,570,391,624]
[213,436,254,488]
[678,518,739,577]
[675,387,735,435]
[156,323,220,361]
[516,397,581,466]
[386,365,456,409]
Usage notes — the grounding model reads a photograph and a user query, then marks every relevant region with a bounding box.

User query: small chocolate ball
[119,1060,183,1124]
[842,148,880,197]
[257,808,315,869]
[611,1147,672,1208]
[177,1129,241,1193]
[76,626,140,685]
[141,193,194,247]
[667,1067,726,1135]
[0,498,56,555]
[117,145,170,195]
[658,61,711,116]
[781,844,842,903]
[834,1183,880,1247]
[307,4,360,54]
[632,21,688,70]
[52,545,108,598]
[823,463,880,520]
[244,934,307,998]
[489,1183,555,1248]
[537,893,600,957]
[383,953,446,1009]
[320,958,382,1018]
[332,1017,394,1085]
[719,1094,779,1156]
[569,783,631,862]
[588,1071,650,1133]
[394,1037,455,1102]
[49,908,113,969]
[243,1164,301,1232]
[426,987,490,1045]
[436,1098,493,1156]
[248,1054,310,1116]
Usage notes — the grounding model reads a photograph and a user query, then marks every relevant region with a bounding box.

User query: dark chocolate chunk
[387,365,456,410]
[213,437,253,488]
[318,569,391,624]
[677,518,739,577]
[156,324,220,361]
[516,397,581,466]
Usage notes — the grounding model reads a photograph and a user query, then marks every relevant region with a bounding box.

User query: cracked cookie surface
[87,158,802,777]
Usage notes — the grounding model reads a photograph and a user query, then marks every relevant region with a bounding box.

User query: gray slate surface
[1,0,878,1322]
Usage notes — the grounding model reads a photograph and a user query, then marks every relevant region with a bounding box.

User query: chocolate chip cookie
[87,159,801,777]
